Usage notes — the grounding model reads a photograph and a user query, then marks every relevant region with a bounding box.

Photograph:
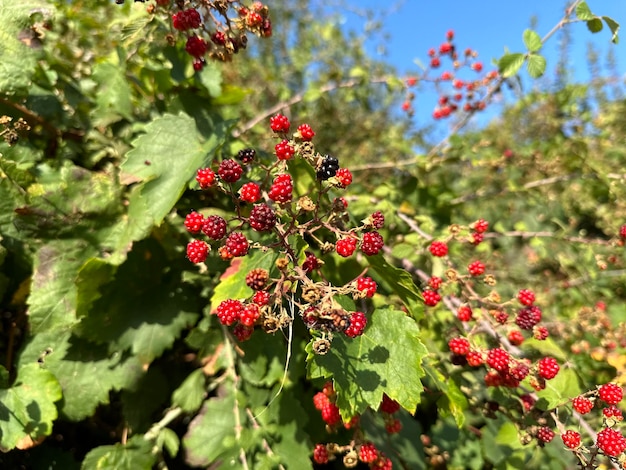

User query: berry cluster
[311,383,395,469]
[401,31,499,119]
[185,114,383,348]
[146,1,272,70]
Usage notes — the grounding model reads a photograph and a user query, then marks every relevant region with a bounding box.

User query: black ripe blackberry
[237,148,256,164]
[316,155,339,181]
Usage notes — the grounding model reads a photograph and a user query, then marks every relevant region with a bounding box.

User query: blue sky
[332,0,625,131]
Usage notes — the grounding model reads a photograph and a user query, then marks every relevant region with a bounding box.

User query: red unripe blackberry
[187,240,209,263]
[466,350,483,366]
[239,182,261,203]
[361,231,384,256]
[239,304,260,327]
[274,139,295,160]
[252,290,270,306]
[359,442,378,463]
[302,253,320,273]
[561,430,581,449]
[430,57,441,68]
[484,370,503,387]
[515,305,542,330]
[470,232,483,245]
[172,9,201,31]
[313,391,330,410]
[216,299,243,326]
[236,148,256,163]
[312,444,329,464]
[184,211,204,233]
[335,168,352,188]
[493,310,509,324]
[428,276,443,290]
[320,402,341,426]
[472,218,489,233]
[439,42,452,54]
[572,396,594,414]
[508,330,525,346]
[620,224,626,239]
[202,215,227,240]
[316,155,340,180]
[509,362,530,380]
[537,357,559,380]
[218,159,243,183]
[232,324,254,342]
[370,211,385,229]
[486,348,510,371]
[196,168,216,188]
[380,394,400,414]
[517,289,535,306]
[225,232,249,257]
[429,241,448,257]
[423,289,441,306]
[457,305,473,321]
[211,31,226,46]
[472,62,483,72]
[192,59,205,72]
[468,260,485,276]
[533,325,549,340]
[537,427,555,443]
[249,203,276,232]
[596,427,626,456]
[344,311,367,338]
[245,268,269,291]
[336,237,357,257]
[448,337,470,356]
[185,35,207,58]
[269,113,290,133]
[385,418,402,434]
[520,394,536,411]
[356,277,377,297]
[603,405,623,420]
[598,383,623,405]
[297,123,315,141]
[268,174,293,203]
[245,11,263,27]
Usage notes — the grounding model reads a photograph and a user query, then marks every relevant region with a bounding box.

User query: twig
[143,407,183,441]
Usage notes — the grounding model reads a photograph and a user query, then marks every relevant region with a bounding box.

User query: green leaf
[172,369,206,413]
[603,16,620,44]
[424,361,468,427]
[183,394,241,467]
[527,54,547,78]
[76,240,199,365]
[535,368,580,410]
[586,18,603,34]
[0,364,62,452]
[575,2,594,21]
[81,435,156,470]
[307,308,427,418]
[498,53,525,78]
[197,61,222,97]
[367,255,423,319]
[0,1,53,93]
[156,428,180,458]
[522,29,542,52]
[92,61,133,126]
[113,113,226,263]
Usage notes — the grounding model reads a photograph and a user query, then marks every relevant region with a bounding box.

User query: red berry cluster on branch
[311,383,395,468]
[146,1,272,70]
[184,114,384,349]
[401,30,499,119]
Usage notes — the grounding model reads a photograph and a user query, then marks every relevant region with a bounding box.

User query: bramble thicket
[0,0,625,469]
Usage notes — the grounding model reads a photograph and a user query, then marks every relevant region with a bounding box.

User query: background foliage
[0,0,624,469]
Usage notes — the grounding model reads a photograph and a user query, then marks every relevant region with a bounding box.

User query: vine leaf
[307,308,426,418]
[0,364,62,452]
[81,435,156,470]
[367,255,423,319]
